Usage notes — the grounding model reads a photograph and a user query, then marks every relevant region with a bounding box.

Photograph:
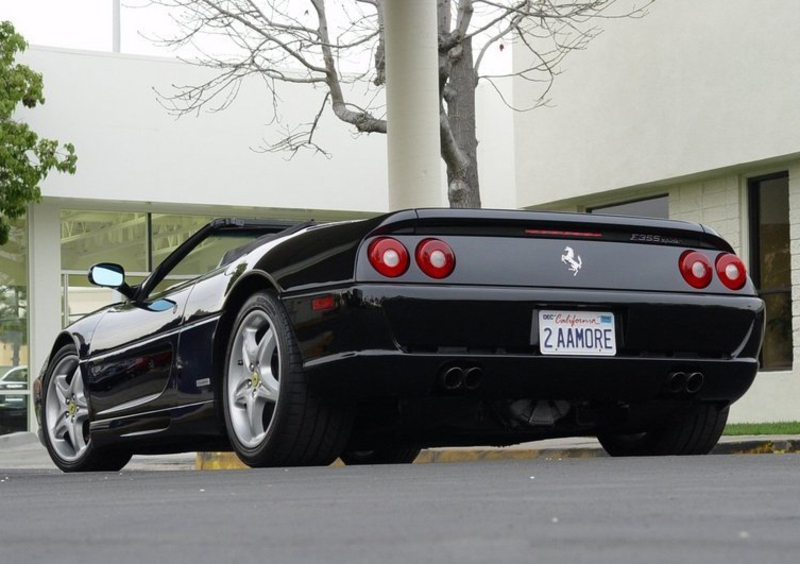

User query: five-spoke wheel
[221,291,353,467]
[226,309,281,448]
[41,344,132,472]
[46,353,90,462]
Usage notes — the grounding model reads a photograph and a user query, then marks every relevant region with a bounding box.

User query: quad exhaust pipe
[440,366,465,391]
[666,370,705,394]
[685,372,705,394]
[666,371,687,394]
[439,365,484,391]
[464,367,483,391]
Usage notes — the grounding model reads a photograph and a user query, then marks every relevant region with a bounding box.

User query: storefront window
[60,212,224,323]
[61,210,149,329]
[150,214,213,272]
[61,273,146,328]
[61,210,148,273]
[0,217,29,435]
[59,211,263,324]
[749,173,792,371]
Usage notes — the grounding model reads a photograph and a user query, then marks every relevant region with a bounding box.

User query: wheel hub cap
[45,355,90,463]
[227,309,281,448]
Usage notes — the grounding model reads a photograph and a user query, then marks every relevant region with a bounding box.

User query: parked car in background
[33,211,764,472]
[0,365,28,435]
[1,365,28,391]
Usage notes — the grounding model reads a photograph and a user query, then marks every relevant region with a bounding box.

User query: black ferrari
[34,209,764,471]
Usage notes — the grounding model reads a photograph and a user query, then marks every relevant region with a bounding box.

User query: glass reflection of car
[0,365,28,391]
[0,366,28,435]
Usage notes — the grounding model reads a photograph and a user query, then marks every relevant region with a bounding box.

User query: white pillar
[27,201,62,432]
[383,0,443,209]
[112,0,121,53]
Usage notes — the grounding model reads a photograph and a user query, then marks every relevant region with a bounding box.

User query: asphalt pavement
[1,454,798,564]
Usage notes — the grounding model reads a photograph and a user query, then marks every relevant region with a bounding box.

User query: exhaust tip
[463,367,483,390]
[685,372,705,394]
[440,366,464,391]
[667,371,687,394]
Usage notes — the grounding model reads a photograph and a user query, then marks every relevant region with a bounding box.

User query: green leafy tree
[0,21,76,245]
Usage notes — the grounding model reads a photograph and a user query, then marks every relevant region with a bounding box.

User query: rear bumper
[283,284,764,404]
[303,351,757,404]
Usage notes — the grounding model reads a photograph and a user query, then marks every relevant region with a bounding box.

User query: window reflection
[0,217,29,436]
[749,173,792,370]
[61,210,148,273]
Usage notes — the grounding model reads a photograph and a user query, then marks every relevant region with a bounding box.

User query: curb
[195,438,800,470]
[712,438,800,456]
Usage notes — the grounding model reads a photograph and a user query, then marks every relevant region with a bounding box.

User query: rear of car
[285,209,764,453]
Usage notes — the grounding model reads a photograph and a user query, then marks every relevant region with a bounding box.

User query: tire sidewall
[599,404,729,456]
[222,291,293,462]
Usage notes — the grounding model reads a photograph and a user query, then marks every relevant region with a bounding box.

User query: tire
[222,291,353,467]
[340,446,422,466]
[598,404,729,457]
[41,344,132,472]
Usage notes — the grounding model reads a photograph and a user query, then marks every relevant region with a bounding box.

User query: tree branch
[310,0,386,133]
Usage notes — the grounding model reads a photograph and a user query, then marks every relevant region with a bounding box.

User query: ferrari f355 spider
[34,209,764,471]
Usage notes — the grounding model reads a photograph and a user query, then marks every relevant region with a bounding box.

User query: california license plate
[538,310,617,356]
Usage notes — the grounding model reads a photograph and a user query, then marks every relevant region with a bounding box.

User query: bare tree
[148,0,653,208]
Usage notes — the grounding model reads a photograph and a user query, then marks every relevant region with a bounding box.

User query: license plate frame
[538,310,617,356]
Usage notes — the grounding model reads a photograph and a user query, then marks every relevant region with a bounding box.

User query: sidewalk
[3,432,798,471]
[0,433,196,471]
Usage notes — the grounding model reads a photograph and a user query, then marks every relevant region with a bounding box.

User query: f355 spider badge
[561,246,582,276]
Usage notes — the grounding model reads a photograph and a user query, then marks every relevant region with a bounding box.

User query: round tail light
[415,239,456,279]
[679,250,712,289]
[716,253,747,290]
[368,237,409,277]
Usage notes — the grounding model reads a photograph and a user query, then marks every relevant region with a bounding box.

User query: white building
[512,0,800,422]
[1,0,798,437]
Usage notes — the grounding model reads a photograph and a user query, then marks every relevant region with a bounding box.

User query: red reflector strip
[312,295,335,311]
[525,229,603,238]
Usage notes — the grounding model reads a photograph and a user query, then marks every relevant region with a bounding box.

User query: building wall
[19,47,392,214]
[513,0,800,208]
[476,79,517,209]
[668,175,743,256]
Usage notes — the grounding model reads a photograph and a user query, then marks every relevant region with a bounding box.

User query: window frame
[747,170,792,372]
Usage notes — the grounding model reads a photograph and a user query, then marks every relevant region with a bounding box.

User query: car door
[84,280,195,419]
[80,219,281,421]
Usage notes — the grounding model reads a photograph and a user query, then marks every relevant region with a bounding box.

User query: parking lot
[1,454,798,564]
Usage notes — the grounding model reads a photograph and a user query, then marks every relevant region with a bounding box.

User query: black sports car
[34,209,764,471]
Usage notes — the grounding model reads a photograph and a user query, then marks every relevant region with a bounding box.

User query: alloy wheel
[46,355,90,462]
[226,309,281,448]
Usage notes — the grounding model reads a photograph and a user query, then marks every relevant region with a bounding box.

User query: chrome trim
[95,392,162,417]
[119,427,169,438]
[92,400,212,424]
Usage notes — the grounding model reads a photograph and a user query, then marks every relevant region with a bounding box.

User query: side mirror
[88,263,136,300]
[88,263,126,288]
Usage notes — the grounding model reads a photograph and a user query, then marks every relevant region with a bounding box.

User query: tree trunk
[444,38,481,208]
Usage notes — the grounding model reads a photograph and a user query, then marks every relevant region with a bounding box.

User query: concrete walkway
[0,433,196,470]
[3,431,798,471]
